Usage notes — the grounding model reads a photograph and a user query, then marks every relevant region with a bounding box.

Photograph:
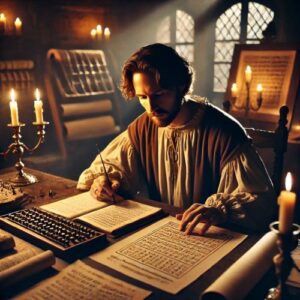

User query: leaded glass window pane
[247,2,274,40]
[176,45,194,63]
[176,10,194,43]
[156,10,194,63]
[214,2,274,92]
[156,16,171,44]
[215,3,241,40]
[214,64,231,93]
[214,42,236,62]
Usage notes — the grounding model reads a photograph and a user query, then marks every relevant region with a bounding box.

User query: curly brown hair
[120,43,194,100]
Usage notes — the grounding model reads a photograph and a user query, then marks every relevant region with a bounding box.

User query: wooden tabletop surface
[0,167,277,299]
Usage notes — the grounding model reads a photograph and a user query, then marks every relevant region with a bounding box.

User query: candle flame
[96,24,102,32]
[35,88,40,101]
[10,89,16,102]
[231,83,238,91]
[15,17,22,26]
[104,27,110,35]
[257,83,263,92]
[0,13,6,21]
[285,172,292,191]
[91,28,96,37]
[245,65,252,73]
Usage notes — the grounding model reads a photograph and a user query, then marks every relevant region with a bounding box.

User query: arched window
[156,10,194,63]
[214,2,274,92]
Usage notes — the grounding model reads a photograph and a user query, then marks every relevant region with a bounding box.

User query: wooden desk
[0,167,276,299]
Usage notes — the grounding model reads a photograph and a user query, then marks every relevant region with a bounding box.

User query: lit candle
[0,13,6,34]
[231,83,238,98]
[34,88,44,124]
[96,24,102,40]
[104,27,111,41]
[278,172,297,234]
[9,89,19,126]
[14,17,22,35]
[256,83,263,101]
[90,28,96,40]
[245,65,252,83]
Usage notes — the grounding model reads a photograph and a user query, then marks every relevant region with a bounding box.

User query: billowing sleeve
[205,144,277,231]
[77,130,149,198]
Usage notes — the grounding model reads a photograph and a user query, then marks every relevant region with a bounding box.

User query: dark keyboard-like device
[0,208,106,259]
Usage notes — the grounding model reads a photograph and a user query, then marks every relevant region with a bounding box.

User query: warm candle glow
[35,88,40,101]
[0,13,6,33]
[15,17,22,35]
[34,88,44,124]
[285,172,292,191]
[9,88,19,126]
[96,24,102,40]
[231,83,238,98]
[256,84,263,92]
[278,172,297,234]
[0,13,5,21]
[256,83,263,99]
[91,28,96,39]
[245,65,252,83]
[104,27,111,40]
[10,89,16,102]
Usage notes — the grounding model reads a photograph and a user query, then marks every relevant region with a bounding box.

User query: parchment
[15,260,151,300]
[61,99,112,117]
[0,250,55,290]
[235,50,296,116]
[201,231,277,300]
[64,116,119,141]
[41,191,109,218]
[90,216,247,294]
[77,200,162,233]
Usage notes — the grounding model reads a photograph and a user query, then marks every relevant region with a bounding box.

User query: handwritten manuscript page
[235,50,296,116]
[90,216,247,294]
[41,191,108,218]
[16,260,151,300]
[77,200,162,233]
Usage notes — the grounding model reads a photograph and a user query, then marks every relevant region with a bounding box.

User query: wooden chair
[223,102,289,195]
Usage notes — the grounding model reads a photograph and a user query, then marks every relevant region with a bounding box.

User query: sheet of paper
[16,260,151,300]
[202,231,277,300]
[40,191,109,218]
[90,216,247,294]
[77,200,162,233]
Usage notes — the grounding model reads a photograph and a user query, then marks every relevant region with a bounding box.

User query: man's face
[133,72,181,127]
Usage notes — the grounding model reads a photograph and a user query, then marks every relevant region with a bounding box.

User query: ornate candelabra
[266,221,300,300]
[0,121,49,186]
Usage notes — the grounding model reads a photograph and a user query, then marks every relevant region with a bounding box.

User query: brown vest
[127,102,249,204]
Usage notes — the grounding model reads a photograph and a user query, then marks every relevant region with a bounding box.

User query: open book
[40,192,165,237]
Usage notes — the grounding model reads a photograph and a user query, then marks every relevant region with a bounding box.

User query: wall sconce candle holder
[231,81,263,116]
[0,121,49,186]
[266,221,300,300]
[224,80,263,117]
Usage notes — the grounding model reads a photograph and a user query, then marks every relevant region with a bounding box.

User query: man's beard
[148,94,182,127]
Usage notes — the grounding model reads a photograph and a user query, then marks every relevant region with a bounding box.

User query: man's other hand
[176,204,224,235]
[90,175,123,202]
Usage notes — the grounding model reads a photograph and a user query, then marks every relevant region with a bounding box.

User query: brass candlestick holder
[266,221,300,300]
[0,121,49,186]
